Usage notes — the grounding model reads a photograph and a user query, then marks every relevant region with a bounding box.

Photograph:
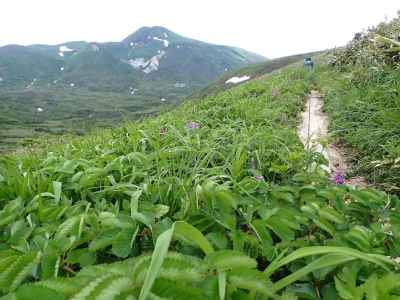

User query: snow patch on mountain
[129,87,139,95]
[59,45,75,57]
[174,83,186,88]
[143,51,165,73]
[59,45,74,52]
[225,75,251,84]
[123,51,166,74]
[153,37,169,47]
[26,78,37,89]
[125,58,147,69]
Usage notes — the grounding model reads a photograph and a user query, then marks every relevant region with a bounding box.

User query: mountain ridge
[0,26,267,91]
[0,26,267,151]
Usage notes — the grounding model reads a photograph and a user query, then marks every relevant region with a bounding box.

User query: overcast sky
[0,0,398,58]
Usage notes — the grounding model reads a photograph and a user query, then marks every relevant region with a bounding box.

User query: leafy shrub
[331,12,400,69]
[0,64,400,299]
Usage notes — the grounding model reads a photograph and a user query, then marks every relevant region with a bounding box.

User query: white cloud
[0,0,398,58]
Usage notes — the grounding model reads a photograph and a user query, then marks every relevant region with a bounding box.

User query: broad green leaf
[174,221,214,255]
[272,253,355,292]
[265,246,395,277]
[129,190,142,216]
[207,250,257,271]
[0,251,41,293]
[229,268,273,296]
[66,249,96,267]
[53,182,62,204]
[89,228,120,252]
[313,217,335,236]
[218,272,226,300]
[41,251,60,279]
[319,207,345,224]
[112,226,139,258]
[139,225,175,300]
[16,285,65,300]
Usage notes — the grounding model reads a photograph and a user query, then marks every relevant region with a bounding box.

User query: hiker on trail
[304,57,314,70]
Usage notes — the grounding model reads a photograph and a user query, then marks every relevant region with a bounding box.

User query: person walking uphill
[304,57,314,69]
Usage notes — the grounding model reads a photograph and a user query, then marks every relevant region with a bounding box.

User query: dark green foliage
[0,64,399,299]
[315,14,400,192]
[317,65,400,192]
[331,11,400,69]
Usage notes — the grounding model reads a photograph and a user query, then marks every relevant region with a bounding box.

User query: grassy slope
[195,51,324,98]
[314,63,400,192]
[0,27,267,153]
[1,62,400,299]
[0,50,313,153]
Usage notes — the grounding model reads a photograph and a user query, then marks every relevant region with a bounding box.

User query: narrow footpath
[298,90,366,187]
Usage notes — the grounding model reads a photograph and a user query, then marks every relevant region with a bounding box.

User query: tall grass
[0,65,399,299]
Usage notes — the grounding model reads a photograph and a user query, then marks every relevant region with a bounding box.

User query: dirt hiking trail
[298,90,366,187]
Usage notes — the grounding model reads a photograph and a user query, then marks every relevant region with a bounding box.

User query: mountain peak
[122,26,178,44]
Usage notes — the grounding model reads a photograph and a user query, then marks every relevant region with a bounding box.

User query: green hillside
[0,26,266,91]
[0,14,399,300]
[196,51,324,98]
[314,15,400,193]
[0,26,267,152]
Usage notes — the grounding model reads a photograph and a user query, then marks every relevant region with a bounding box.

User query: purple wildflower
[255,175,264,181]
[186,122,200,130]
[331,171,345,185]
[335,173,345,184]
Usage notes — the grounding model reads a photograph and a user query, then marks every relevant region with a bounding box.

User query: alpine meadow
[0,7,400,300]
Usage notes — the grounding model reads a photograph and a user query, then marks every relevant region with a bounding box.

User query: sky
[0,0,398,58]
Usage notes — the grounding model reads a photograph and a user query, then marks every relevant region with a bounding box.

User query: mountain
[0,26,267,151]
[0,26,266,92]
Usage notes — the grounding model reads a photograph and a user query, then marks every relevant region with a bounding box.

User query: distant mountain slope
[195,51,324,98]
[0,26,267,151]
[0,26,267,92]
[0,45,62,85]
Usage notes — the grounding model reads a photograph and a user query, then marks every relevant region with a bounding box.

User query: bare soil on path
[298,90,366,187]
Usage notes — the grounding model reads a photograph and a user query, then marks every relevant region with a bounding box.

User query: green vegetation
[0,85,183,153]
[0,26,266,152]
[0,14,399,300]
[315,65,400,193]
[196,51,324,98]
[314,13,400,192]
[1,61,400,299]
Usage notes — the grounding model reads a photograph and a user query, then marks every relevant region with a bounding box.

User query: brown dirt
[298,90,367,187]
